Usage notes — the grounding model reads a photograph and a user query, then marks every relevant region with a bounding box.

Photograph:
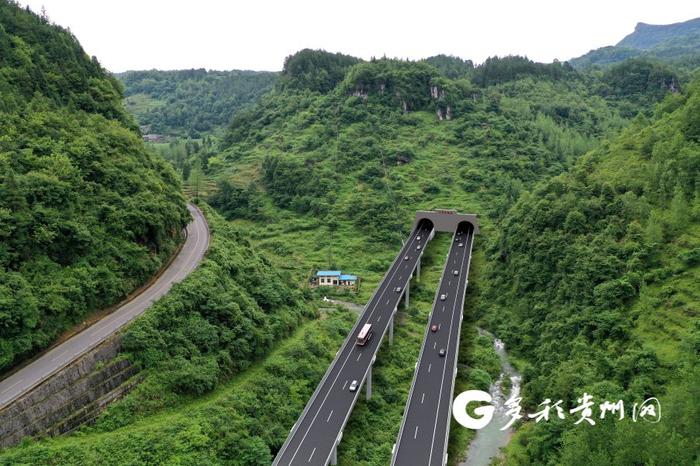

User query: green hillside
[204,51,697,464]
[484,81,700,465]
[117,68,278,137]
[2,16,698,462]
[571,17,700,69]
[0,1,188,372]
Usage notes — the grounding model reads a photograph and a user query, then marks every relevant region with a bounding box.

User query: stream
[459,331,522,466]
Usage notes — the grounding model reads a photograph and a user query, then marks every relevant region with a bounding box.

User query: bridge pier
[366,364,372,400]
[389,310,395,345]
[404,281,409,309]
[416,257,420,282]
[330,444,338,465]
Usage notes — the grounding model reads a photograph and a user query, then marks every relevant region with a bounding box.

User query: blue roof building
[315,270,358,287]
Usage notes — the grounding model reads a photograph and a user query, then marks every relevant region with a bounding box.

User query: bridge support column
[330,444,338,465]
[404,281,410,309]
[389,312,394,345]
[416,256,421,282]
[366,364,372,400]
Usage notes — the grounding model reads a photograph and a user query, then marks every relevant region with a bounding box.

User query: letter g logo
[453,390,495,429]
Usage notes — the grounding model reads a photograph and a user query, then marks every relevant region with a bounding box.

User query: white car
[458,242,464,247]
[349,380,359,392]
[417,236,422,241]
[440,294,447,301]
[404,255,410,261]
[453,270,459,276]
[417,245,422,250]
[395,286,402,293]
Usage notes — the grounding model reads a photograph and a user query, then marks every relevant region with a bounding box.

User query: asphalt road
[0,203,210,410]
[274,221,434,466]
[392,223,475,466]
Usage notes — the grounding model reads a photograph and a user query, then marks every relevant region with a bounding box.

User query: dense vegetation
[204,49,697,464]
[0,205,334,464]
[279,48,361,93]
[2,5,699,461]
[571,17,700,69]
[0,302,350,466]
[0,1,187,372]
[483,79,700,465]
[93,205,314,419]
[117,68,277,137]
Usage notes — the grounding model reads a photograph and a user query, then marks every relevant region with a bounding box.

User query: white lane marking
[356,353,362,362]
[428,363,432,373]
[1,379,23,394]
[433,342,436,349]
[342,380,348,390]
[285,227,427,463]
[421,393,425,404]
[448,280,451,286]
[326,410,334,423]
[308,447,316,462]
[427,229,471,465]
[386,299,390,304]
[414,426,419,439]
[377,315,382,322]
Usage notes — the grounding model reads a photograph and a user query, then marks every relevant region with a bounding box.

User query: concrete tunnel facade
[412,209,480,235]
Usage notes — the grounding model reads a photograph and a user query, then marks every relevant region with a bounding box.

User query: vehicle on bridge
[356,323,373,346]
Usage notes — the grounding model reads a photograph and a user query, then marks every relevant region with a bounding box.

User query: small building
[313,270,358,288]
[339,274,358,287]
[316,270,341,286]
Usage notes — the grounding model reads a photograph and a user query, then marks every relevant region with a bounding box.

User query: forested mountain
[0,1,188,372]
[196,50,692,463]
[571,16,700,69]
[482,80,700,465]
[117,68,277,137]
[1,7,698,460]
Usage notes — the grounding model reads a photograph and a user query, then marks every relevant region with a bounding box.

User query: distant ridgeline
[0,1,188,372]
[117,68,278,137]
[212,48,677,247]
[570,17,700,68]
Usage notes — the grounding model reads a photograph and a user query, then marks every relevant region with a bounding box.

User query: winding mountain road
[0,203,209,410]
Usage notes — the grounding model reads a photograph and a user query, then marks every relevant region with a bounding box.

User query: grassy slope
[488,85,700,464]
[203,61,632,463]
[0,310,354,465]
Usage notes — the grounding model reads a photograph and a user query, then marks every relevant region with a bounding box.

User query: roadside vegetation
[0,2,187,374]
[3,2,699,461]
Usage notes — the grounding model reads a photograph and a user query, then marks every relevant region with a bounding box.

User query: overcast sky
[19,0,700,72]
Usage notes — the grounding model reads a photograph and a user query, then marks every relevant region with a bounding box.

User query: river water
[459,332,522,466]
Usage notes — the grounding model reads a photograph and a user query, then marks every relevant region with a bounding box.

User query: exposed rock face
[436,105,453,121]
[430,85,445,99]
[0,336,140,448]
[352,85,369,99]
